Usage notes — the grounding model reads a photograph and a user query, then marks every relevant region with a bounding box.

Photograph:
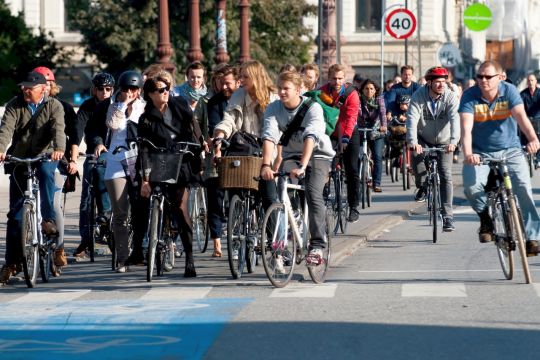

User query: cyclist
[388,94,410,161]
[138,70,204,277]
[0,71,65,284]
[459,60,540,255]
[319,64,360,222]
[101,70,146,273]
[261,71,335,263]
[358,79,387,193]
[174,61,208,111]
[385,65,421,120]
[407,66,460,232]
[71,72,114,258]
[519,73,540,166]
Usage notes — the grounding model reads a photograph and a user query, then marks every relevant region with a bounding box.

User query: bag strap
[279,98,314,147]
[13,102,46,143]
[336,83,357,108]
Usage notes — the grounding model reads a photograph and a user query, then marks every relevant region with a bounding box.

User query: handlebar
[4,153,50,164]
[212,137,230,149]
[138,137,200,154]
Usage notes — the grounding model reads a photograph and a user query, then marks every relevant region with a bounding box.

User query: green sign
[464,3,492,31]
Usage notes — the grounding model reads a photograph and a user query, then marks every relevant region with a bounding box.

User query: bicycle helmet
[425,66,449,81]
[118,70,143,89]
[33,66,55,81]
[92,72,115,87]
[398,94,411,104]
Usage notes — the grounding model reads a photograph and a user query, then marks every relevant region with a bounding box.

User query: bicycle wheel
[507,197,532,283]
[227,194,246,279]
[391,157,399,183]
[146,198,160,282]
[336,170,348,234]
[528,153,534,178]
[21,204,39,288]
[324,174,338,236]
[163,215,176,272]
[401,151,408,191]
[431,178,439,243]
[108,221,117,271]
[87,194,97,262]
[202,220,210,253]
[365,157,372,208]
[492,196,514,280]
[261,203,297,287]
[39,244,52,283]
[308,211,332,284]
[245,205,259,274]
[360,157,367,209]
[192,187,207,252]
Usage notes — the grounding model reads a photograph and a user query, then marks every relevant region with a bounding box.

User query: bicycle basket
[146,151,184,184]
[218,156,262,191]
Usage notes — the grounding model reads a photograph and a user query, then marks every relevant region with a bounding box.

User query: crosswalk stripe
[401,283,467,297]
[9,289,91,303]
[269,283,337,298]
[140,286,212,300]
[533,284,540,298]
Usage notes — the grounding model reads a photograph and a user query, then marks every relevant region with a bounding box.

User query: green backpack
[304,90,340,135]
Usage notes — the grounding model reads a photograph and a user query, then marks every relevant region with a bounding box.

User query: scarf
[361,94,378,110]
[176,82,208,103]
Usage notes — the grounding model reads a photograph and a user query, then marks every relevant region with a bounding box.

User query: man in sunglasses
[71,73,115,258]
[459,60,540,255]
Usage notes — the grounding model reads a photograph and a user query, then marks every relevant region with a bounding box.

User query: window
[356,0,382,32]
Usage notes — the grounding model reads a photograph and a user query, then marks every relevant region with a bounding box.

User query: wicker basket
[219,156,262,191]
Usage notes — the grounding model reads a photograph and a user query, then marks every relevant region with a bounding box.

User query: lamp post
[155,0,175,74]
[214,0,230,64]
[239,0,251,63]
[187,0,203,63]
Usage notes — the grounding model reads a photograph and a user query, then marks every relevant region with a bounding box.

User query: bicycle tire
[146,198,160,282]
[88,194,97,262]
[39,244,52,283]
[308,211,332,284]
[432,176,439,243]
[202,220,210,253]
[21,203,39,288]
[391,157,398,183]
[261,203,297,288]
[109,221,117,271]
[324,174,338,236]
[360,157,367,210]
[337,170,348,234]
[365,157,372,208]
[192,187,208,252]
[508,197,532,283]
[227,195,246,279]
[245,206,259,274]
[528,153,534,178]
[492,195,514,280]
[401,147,408,191]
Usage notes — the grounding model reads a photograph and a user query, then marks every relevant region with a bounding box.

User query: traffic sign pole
[380,4,403,89]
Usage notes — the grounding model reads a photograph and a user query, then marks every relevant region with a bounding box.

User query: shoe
[232,249,239,260]
[453,155,459,164]
[415,187,426,202]
[0,264,17,284]
[274,255,285,274]
[306,248,324,266]
[41,220,58,236]
[54,248,68,267]
[526,240,540,256]
[478,209,494,243]
[95,215,109,225]
[73,244,87,258]
[184,262,197,277]
[347,208,360,223]
[442,217,455,232]
[373,186,382,193]
[212,239,222,257]
[115,266,127,273]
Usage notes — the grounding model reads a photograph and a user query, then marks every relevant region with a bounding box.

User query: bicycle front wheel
[192,187,207,252]
[492,196,514,280]
[21,204,39,288]
[261,203,297,288]
[308,211,332,284]
[365,157,372,208]
[227,195,246,279]
[336,171,348,234]
[39,244,52,283]
[507,197,532,283]
[431,179,439,243]
[146,198,160,282]
[324,174,337,236]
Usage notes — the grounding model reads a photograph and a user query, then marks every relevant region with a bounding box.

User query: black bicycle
[324,154,348,235]
[422,147,445,244]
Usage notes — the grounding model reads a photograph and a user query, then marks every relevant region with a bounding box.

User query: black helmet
[92,72,115,87]
[118,70,143,89]
[398,94,411,104]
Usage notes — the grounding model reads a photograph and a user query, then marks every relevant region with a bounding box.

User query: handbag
[225,131,261,156]
[120,142,139,186]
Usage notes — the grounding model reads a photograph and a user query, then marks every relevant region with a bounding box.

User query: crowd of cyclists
[1,57,540,286]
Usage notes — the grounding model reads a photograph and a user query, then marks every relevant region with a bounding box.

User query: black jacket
[74,97,111,154]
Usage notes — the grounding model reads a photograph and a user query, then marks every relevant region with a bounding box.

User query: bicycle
[481,153,533,284]
[324,154,348,235]
[422,147,445,244]
[140,138,200,282]
[357,127,373,209]
[4,154,55,288]
[388,117,412,190]
[188,183,208,253]
[261,170,331,288]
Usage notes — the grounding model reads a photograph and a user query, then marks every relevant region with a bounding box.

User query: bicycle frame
[357,127,373,209]
[276,175,308,255]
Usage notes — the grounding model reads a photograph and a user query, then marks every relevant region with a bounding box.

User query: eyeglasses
[97,86,113,92]
[121,86,139,92]
[153,87,170,94]
[475,74,499,80]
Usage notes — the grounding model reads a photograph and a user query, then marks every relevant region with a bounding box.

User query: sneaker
[41,220,58,236]
[415,187,427,202]
[453,155,459,164]
[115,266,127,273]
[54,248,68,267]
[347,208,360,223]
[442,217,455,232]
[274,255,285,274]
[526,240,540,256]
[184,262,197,278]
[306,248,324,266]
[0,264,17,284]
[373,186,382,193]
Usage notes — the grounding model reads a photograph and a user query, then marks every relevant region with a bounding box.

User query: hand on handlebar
[464,154,481,166]
[526,140,540,155]
[409,144,423,154]
[94,144,108,157]
[51,150,64,161]
[0,152,5,162]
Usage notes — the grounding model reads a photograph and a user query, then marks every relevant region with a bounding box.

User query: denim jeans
[462,147,540,240]
[369,136,385,187]
[79,154,111,244]
[5,160,58,265]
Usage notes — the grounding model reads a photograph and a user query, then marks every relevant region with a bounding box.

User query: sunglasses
[121,86,139,92]
[475,74,499,80]
[97,86,113,92]
[153,87,170,94]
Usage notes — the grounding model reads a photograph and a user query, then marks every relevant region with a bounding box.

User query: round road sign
[385,8,417,40]
[463,3,492,31]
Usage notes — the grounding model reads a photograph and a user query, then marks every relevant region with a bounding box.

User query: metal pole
[336,0,341,64]
[381,3,403,88]
[404,0,408,65]
[417,0,422,77]
[318,0,323,70]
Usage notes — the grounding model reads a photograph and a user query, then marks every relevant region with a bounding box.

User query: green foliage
[0,0,69,104]
[68,0,316,81]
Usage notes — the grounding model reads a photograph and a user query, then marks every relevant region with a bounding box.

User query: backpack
[303,90,340,135]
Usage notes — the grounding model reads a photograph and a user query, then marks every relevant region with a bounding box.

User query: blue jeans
[462,147,540,240]
[5,160,58,265]
[79,154,111,244]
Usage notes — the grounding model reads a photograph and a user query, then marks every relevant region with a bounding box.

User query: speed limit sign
[385,8,417,39]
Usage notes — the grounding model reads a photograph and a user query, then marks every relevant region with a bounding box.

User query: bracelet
[261,164,271,170]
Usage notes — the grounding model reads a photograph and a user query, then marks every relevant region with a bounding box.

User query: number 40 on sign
[385,8,417,40]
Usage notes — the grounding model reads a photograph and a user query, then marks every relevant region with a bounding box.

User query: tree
[0,0,69,104]
[68,0,316,79]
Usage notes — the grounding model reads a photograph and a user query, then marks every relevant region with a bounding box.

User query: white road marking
[140,286,212,300]
[357,269,540,273]
[452,208,476,214]
[401,283,467,297]
[269,283,337,298]
[10,289,91,303]
[534,284,540,298]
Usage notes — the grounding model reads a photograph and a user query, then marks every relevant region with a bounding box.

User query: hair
[301,63,320,78]
[143,70,173,102]
[210,63,239,93]
[185,61,206,78]
[384,79,394,91]
[301,73,315,91]
[279,63,297,74]
[49,81,61,97]
[359,78,381,98]
[328,64,347,78]
[400,65,414,74]
[143,64,166,79]
[478,60,503,74]
[278,71,303,89]
[240,60,276,112]
[527,72,538,80]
